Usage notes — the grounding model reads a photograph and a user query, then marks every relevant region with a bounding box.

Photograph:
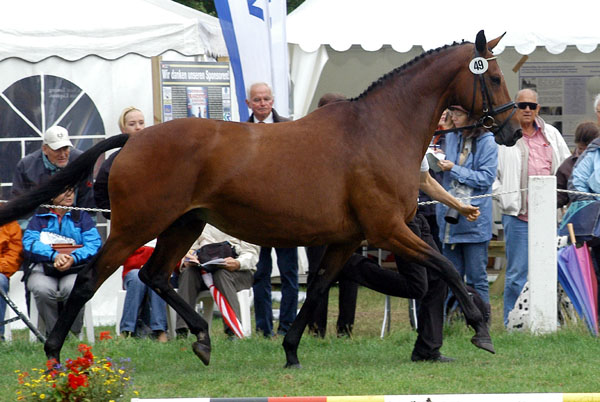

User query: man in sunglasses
[494,88,571,327]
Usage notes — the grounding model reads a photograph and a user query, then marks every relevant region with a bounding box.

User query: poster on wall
[519,62,600,148]
[160,61,231,122]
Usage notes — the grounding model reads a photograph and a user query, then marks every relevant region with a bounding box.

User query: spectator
[245,82,299,337]
[556,122,600,208]
[118,240,168,342]
[94,106,146,219]
[594,94,600,125]
[494,88,570,326]
[436,104,498,322]
[23,188,101,336]
[12,126,94,226]
[306,93,358,338]
[0,221,23,341]
[175,224,259,339]
[567,130,600,319]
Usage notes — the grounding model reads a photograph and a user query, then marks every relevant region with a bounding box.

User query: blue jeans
[0,274,8,337]
[253,247,298,336]
[120,270,167,333]
[442,241,490,304]
[502,215,529,325]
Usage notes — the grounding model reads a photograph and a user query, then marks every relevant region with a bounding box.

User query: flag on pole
[215,0,289,121]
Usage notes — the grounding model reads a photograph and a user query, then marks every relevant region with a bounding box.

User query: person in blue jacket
[23,188,101,336]
[568,130,600,319]
[436,105,498,324]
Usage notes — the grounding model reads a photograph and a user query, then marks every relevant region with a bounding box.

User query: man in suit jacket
[246,82,298,337]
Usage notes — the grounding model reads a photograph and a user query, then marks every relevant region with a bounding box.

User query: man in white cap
[11,126,95,218]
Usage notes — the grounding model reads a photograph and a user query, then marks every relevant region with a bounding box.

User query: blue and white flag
[215,0,289,121]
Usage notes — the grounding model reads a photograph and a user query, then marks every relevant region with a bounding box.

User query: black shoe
[411,353,456,363]
[336,324,353,338]
[120,330,133,339]
[175,328,189,339]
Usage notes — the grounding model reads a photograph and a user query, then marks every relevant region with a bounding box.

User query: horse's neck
[357,47,465,145]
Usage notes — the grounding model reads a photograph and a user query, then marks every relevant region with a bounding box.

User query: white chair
[28,297,94,344]
[166,288,253,339]
[5,271,94,343]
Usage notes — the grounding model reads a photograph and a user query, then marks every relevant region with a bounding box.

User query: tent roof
[287,0,599,55]
[0,0,227,62]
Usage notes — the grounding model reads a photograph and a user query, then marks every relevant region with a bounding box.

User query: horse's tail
[0,133,130,226]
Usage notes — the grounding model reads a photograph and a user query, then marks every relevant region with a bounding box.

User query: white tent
[1,0,227,329]
[287,0,600,123]
[0,0,226,61]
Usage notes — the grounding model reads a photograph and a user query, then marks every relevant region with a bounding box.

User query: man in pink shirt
[494,88,571,326]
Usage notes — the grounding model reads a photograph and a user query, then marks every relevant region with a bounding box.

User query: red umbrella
[200,266,245,339]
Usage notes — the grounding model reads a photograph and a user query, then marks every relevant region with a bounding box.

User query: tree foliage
[173,1,304,17]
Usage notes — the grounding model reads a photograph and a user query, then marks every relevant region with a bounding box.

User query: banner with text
[160,61,232,122]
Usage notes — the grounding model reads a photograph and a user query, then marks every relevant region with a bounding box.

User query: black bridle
[435,51,516,135]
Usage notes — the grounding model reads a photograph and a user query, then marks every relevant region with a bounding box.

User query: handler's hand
[458,204,480,221]
[220,257,240,272]
[437,159,455,171]
[54,253,74,271]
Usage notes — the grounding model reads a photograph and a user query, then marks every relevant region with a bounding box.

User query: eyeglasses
[517,102,538,110]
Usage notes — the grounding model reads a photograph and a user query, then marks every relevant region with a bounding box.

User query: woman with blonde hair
[93,107,145,219]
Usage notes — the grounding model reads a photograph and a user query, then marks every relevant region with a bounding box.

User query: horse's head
[452,30,522,146]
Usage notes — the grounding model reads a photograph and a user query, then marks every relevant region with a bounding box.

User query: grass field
[2,286,600,400]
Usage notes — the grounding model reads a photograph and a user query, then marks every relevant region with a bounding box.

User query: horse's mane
[350,40,470,101]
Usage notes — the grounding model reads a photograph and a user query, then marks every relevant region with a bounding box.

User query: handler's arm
[419,171,480,221]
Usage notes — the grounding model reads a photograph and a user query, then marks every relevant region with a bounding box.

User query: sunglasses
[517,102,538,110]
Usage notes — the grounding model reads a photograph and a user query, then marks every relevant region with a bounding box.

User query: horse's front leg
[373,218,493,354]
[282,241,359,368]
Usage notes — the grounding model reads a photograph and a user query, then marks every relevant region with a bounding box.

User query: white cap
[43,126,73,150]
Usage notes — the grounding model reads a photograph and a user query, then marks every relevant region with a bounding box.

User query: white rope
[1,188,599,211]
[0,199,110,214]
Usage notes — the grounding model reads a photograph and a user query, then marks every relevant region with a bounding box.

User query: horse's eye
[490,76,501,85]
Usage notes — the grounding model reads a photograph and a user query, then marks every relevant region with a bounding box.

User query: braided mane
[351,40,469,101]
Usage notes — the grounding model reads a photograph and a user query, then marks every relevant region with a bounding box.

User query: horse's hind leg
[372,218,493,354]
[45,239,138,362]
[136,210,212,365]
[282,241,360,368]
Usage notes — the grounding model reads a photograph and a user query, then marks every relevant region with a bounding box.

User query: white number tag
[469,57,489,74]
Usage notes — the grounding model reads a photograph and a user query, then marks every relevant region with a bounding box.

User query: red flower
[68,373,88,390]
[99,331,112,341]
[46,358,59,371]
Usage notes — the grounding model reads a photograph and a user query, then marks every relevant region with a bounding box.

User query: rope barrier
[1,188,599,211]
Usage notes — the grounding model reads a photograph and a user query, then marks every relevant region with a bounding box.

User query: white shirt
[253,112,274,124]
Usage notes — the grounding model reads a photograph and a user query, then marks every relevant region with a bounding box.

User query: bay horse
[0,30,521,368]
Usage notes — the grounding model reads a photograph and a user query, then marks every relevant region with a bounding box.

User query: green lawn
[2,287,600,400]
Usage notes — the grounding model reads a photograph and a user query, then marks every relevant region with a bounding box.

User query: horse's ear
[475,30,487,53]
[487,32,506,51]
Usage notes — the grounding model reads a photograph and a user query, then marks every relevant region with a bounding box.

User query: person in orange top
[0,221,23,341]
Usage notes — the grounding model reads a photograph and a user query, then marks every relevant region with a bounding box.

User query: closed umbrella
[200,259,245,338]
[557,224,598,336]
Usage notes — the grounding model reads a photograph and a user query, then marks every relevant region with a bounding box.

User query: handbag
[42,244,86,278]
[194,241,238,273]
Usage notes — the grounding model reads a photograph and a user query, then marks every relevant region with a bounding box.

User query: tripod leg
[0,286,46,343]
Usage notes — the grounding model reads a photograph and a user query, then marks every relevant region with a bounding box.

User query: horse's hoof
[192,341,211,365]
[284,362,303,369]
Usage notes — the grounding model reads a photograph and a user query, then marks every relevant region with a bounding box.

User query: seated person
[175,224,259,338]
[119,240,168,342]
[0,221,23,341]
[23,189,101,336]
